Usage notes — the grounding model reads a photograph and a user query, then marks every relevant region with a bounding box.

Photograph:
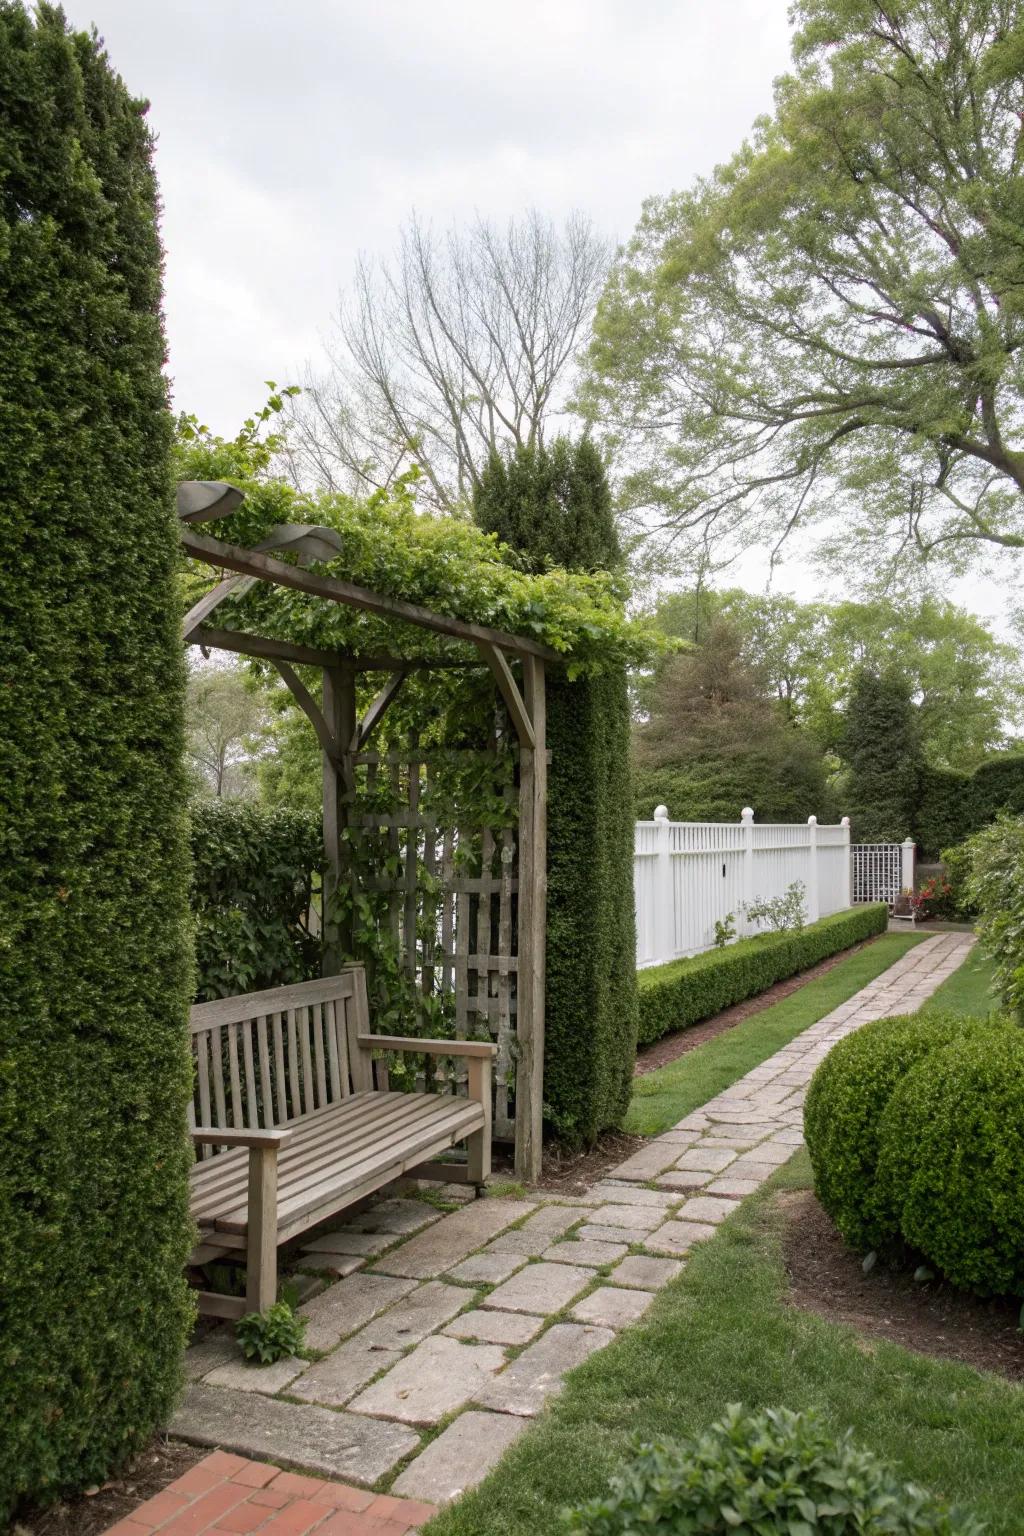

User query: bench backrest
[189,968,372,1151]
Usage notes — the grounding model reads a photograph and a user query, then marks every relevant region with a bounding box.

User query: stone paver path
[166,931,972,1515]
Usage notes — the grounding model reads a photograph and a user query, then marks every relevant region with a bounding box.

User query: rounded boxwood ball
[803,1011,987,1253]
[877,1026,1024,1296]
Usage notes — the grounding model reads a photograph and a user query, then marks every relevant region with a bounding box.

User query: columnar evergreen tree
[0,6,193,1518]
[474,439,637,1143]
[841,668,922,844]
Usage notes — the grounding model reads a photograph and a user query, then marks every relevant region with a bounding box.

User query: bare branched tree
[285,210,609,509]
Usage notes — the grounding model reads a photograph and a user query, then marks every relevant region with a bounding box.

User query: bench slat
[257,1015,274,1128]
[191,972,359,1031]
[299,1004,315,1115]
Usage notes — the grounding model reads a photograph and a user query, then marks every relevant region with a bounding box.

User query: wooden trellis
[179,489,551,1178]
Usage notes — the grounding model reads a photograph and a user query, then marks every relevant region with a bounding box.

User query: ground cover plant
[627,932,925,1136]
[422,1153,1024,1536]
[0,5,193,1520]
[636,904,888,1050]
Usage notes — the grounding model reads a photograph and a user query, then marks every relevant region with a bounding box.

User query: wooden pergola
[179,483,555,1180]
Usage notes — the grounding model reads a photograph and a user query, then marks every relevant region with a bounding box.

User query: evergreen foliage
[473,437,620,574]
[841,668,922,843]
[636,905,888,1048]
[957,814,1024,1020]
[190,801,322,1001]
[0,6,193,1519]
[474,442,637,1143]
[915,754,1024,856]
[634,621,836,822]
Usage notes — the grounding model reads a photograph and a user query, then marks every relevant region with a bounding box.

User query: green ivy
[0,7,193,1520]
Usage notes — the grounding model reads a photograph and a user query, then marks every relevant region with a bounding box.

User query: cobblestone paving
[164,931,972,1518]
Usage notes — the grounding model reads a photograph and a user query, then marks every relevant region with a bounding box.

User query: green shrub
[877,1027,1024,1296]
[0,7,193,1520]
[804,1013,987,1254]
[637,906,887,1048]
[565,1404,979,1534]
[190,799,322,1000]
[235,1302,307,1364]
[916,754,1024,857]
[958,814,1024,1020]
[938,842,978,921]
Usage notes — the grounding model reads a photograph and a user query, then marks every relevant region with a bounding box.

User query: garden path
[118,931,972,1535]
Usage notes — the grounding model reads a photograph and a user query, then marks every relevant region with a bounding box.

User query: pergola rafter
[179,485,550,1179]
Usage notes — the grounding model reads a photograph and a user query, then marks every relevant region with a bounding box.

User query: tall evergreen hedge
[841,666,922,843]
[915,753,1024,857]
[474,439,638,1143]
[0,7,193,1519]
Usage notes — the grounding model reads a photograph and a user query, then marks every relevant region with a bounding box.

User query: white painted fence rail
[634,807,853,969]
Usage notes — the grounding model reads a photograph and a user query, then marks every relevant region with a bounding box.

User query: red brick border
[100,1452,436,1536]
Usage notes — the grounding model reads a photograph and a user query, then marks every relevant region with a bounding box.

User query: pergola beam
[475,641,535,750]
[352,670,408,753]
[188,626,486,673]
[181,529,561,662]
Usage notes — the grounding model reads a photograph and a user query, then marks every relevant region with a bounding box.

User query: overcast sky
[62,0,1017,624]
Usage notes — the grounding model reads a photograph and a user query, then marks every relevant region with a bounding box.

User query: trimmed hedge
[0,7,193,1521]
[916,753,1024,857]
[804,1012,984,1253]
[877,1027,1024,1296]
[191,800,322,1001]
[637,905,888,1048]
[544,668,639,1143]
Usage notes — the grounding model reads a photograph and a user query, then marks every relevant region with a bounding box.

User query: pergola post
[515,655,547,1182]
[321,663,356,974]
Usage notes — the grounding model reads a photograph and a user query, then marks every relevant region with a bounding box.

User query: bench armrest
[191,1126,295,1149]
[356,1034,497,1060]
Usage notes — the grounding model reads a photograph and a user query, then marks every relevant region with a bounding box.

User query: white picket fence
[634,807,854,969]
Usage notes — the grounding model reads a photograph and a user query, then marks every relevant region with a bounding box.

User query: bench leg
[467,1057,492,1189]
[246,1145,279,1314]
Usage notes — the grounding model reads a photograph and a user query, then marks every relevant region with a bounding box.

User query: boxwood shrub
[637,904,888,1048]
[566,1404,979,1534]
[0,9,193,1520]
[804,1012,989,1253]
[877,1027,1024,1296]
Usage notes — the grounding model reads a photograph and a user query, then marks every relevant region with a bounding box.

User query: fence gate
[850,841,915,906]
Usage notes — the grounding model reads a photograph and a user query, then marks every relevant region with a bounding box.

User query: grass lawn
[921,940,995,1017]
[625,932,928,1136]
[425,1150,1024,1536]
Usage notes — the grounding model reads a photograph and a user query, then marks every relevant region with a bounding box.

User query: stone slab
[392,1410,529,1504]
[485,1228,551,1257]
[170,1384,418,1483]
[589,1184,677,1208]
[675,1195,739,1226]
[299,1272,418,1352]
[605,1144,682,1181]
[653,1170,710,1192]
[727,1160,785,1183]
[647,1219,718,1257]
[482,1262,595,1315]
[609,1255,684,1291]
[571,1286,654,1330]
[299,1253,363,1279]
[674,1146,737,1173]
[443,1308,545,1346]
[359,1280,469,1348]
[576,1222,652,1245]
[705,1176,763,1199]
[348,1335,505,1426]
[475,1323,613,1416]
[183,1334,238,1381]
[301,1229,394,1258]
[290,1338,402,1407]
[203,1355,306,1394]
[447,1251,525,1285]
[585,1204,664,1232]
[542,1238,629,1267]
[347,1198,442,1236]
[518,1205,589,1236]
[374,1200,534,1279]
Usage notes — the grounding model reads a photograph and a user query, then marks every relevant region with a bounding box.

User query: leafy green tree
[840,667,923,842]
[474,437,620,573]
[634,621,836,822]
[474,444,637,1144]
[0,6,192,1517]
[187,665,270,797]
[582,0,1024,583]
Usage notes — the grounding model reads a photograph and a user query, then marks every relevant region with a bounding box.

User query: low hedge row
[637,904,889,1047]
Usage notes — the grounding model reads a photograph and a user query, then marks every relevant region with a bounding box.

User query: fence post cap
[807,814,818,825]
[653,804,669,821]
[902,836,916,847]
[841,815,850,827]
[740,807,754,823]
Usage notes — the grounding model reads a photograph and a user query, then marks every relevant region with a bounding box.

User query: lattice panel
[350,746,520,1140]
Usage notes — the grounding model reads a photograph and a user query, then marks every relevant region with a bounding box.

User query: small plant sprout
[742,880,807,934]
[235,1300,307,1365]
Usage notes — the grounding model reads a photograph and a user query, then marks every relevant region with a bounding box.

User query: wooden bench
[187,967,495,1318]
